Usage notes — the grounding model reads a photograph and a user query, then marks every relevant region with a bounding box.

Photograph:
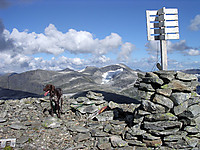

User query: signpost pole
[160,40,167,70]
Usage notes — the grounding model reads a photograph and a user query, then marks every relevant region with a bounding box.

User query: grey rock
[142,100,167,113]
[173,101,188,115]
[119,103,140,113]
[143,121,182,131]
[176,71,198,81]
[110,123,126,135]
[0,117,7,123]
[42,117,62,128]
[17,136,30,144]
[97,137,111,150]
[180,104,200,118]
[138,90,154,100]
[155,70,176,82]
[162,80,192,92]
[95,111,114,121]
[164,131,187,141]
[142,77,164,85]
[104,124,112,133]
[69,125,89,133]
[9,123,28,130]
[165,139,190,149]
[0,111,7,118]
[185,80,199,91]
[74,132,91,142]
[184,136,199,147]
[145,72,160,78]
[144,113,177,121]
[188,96,200,106]
[170,92,191,105]
[133,115,144,124]
[127,124,146,136]
[184,126,200,133]
[76,97,90,103]
[137,110,151,115]
[86,91,104,100]
[156,88,172,97]
[138,83,155,92]
[77,104,99,114]
[190,115,200,127]
[142,133,161,140]
[142,139,162,147]
[149,128,180,136]
[108,101,119,109]
[152,94,174,109]
[125,139,146,147]
[91,129,109,137]
[110,135,128,147]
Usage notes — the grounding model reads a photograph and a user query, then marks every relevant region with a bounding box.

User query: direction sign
[146,7,179,41]
[146,7,180,70]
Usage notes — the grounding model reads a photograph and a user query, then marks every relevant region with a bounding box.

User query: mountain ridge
[0,64,140,99]
[1,64,200,100]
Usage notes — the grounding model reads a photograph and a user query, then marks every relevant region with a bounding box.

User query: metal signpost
[146,7,179,70]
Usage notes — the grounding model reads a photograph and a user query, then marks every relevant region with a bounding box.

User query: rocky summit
[0,71,200,150]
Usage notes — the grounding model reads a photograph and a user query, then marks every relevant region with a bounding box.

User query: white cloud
[186,49,200,56]
[0,23,133,73]
[145,40,160,55]
[145,40,191,54]
[189,14,200,31]
[5,24,123,56]
[168,40,191,51]
[118,42,135,62]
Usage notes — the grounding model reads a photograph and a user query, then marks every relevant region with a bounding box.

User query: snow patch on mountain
[101,68,123,84]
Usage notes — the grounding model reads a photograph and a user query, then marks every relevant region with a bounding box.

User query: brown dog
[43,84,63,118]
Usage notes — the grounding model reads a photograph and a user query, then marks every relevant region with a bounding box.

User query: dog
[43,84,63,118]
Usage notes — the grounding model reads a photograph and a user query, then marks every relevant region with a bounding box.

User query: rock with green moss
[184,136,199,147]
[156,88,172,97]
[144,113,177,121]
[138,90,154,100]
[152,94,174,109]
[170,92,191,105]
[173,101,188,115]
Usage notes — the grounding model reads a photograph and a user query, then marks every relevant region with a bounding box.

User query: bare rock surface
[0,71,200,149]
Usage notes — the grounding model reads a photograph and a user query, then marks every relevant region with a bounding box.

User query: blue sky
[0,0,200,73]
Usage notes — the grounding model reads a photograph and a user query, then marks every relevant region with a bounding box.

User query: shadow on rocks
[0,87,42,100]
[71,90,141,104]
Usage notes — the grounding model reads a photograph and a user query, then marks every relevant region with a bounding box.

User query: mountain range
[0,64,141,100]
[0,64,200,100]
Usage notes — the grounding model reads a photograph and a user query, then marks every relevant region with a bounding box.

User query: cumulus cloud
[118,42,135,62]
[145,41,160,55]
[168,40,191,51]
[0,20,14,51]
[186,49,200,56]
[0,23,130,73]
[145,40,192,55]
[5,24,123,56]
[189,14,200,31]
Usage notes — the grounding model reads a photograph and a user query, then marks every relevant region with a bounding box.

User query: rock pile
[0,71,200,149]
[135,70,200,149]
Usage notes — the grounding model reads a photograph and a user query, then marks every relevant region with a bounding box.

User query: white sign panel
[146,7,179,40]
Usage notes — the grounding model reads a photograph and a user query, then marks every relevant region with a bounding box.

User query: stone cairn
[0,71,200,149]
[135,70,200,149]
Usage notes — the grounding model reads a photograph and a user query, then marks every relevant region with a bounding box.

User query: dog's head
[43,84,55,96]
